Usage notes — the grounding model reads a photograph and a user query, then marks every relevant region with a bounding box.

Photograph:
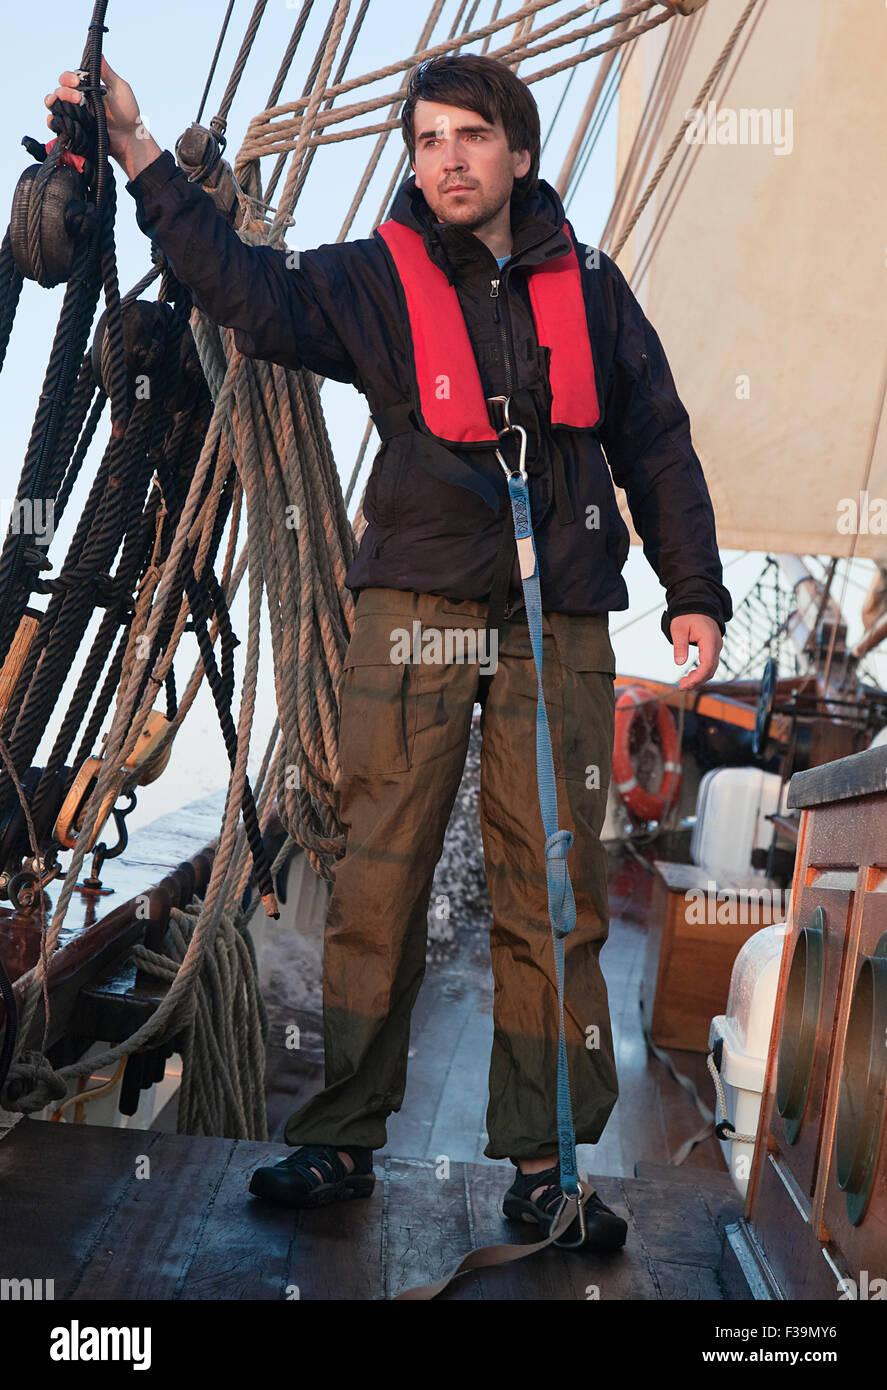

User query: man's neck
[435,200,512,260]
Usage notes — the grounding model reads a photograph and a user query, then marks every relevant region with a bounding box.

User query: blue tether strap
[493,402,587,1244]
[391,405,596,1297]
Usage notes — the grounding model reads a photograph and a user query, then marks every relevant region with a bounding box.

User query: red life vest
[374,218,600,446]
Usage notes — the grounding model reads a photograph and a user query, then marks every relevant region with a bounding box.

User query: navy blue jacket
[126,151,732,640]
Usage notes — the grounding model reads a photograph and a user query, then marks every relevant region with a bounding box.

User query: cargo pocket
[337,615,416,775]
[547,614,616,789]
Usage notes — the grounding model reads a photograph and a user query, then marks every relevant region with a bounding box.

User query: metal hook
[550,1187,588,1249]
[495,422,528,484]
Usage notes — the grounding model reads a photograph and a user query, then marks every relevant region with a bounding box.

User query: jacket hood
[386,174,571,282]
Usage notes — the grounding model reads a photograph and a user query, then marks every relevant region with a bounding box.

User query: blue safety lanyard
[493,401,587,1245]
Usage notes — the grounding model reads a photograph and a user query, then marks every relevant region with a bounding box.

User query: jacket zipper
[489,276,514,395]
[490,271,518,615]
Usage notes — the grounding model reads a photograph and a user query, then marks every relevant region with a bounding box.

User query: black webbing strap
[371,403,502,515]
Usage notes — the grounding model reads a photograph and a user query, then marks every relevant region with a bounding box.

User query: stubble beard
[429,181,512,233]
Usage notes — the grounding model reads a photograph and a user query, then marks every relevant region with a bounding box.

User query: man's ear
[514,148,531,179]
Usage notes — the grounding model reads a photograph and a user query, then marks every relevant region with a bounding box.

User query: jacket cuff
[125,149,179,201]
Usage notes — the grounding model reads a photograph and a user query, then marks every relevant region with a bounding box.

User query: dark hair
[400,54,540,200]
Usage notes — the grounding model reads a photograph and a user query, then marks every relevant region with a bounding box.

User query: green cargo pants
[283,586,619,1161]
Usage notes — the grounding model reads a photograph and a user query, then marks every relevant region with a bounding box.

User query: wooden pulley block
[52,710,174,849]
[124,708,174,786]
[663,0,707,14]
[9,162,89,287]
[53,755,122,852]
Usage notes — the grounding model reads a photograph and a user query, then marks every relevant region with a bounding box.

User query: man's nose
[440,141,466,169]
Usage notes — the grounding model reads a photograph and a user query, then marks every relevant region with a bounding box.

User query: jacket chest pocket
[336,615,416,775]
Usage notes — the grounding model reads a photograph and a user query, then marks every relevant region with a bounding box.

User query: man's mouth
[442,184,475,194]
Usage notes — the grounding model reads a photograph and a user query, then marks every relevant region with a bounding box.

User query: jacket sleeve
[595,251,733,642]
[125,150,359,383]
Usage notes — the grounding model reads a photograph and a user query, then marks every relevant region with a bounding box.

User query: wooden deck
[0,843,754,1300]
[0,1118,748,1300]
[257,845,732,1179]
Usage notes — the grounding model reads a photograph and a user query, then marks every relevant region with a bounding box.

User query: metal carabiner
[550,1187,588,1249]
[487,393,528,483]
[495,422,528,484]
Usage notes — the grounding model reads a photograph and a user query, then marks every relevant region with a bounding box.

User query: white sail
[608,0,887,562]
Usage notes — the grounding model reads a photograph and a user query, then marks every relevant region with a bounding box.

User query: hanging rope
[131,894,268,1139]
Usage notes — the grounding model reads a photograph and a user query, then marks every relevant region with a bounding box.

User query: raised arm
[45,58,359,382]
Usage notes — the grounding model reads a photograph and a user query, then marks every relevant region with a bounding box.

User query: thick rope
[267,0,354,242]
[131,895,268,1139]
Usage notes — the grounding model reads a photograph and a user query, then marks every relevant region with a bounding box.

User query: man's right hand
[44,57,161,181]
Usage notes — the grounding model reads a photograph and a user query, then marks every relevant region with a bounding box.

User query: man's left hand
[670,613,723,690]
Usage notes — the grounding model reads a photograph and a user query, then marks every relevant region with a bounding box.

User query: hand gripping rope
[395,399,596,1299]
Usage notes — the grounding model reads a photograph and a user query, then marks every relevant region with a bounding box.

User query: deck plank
[384,1157,483,1300]
[71,1130,238,1300]
[0,1119,162,1298]
[619,1176,736,1268]
[0,1122,746,1300]
[174,1140,302,1300]
[284,1169,384,1301]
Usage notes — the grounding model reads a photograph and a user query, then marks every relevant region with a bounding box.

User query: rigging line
[600,15,683,240]
[263,0,372,206]
[196,0,237,124]
[616,0,760,274]
[822,350,887,691]
[266,13,670,152]
[563,28,638,213]
[612,10,748,271]
[599,13,690,248]
[628,0,767,291]
[216,0,271,125]
[479,0,503,54]
[343,416,374,512]
[494,5,667,85]
[273,0,374,210]
[265,0,317,110]
[335,0,474,243]
[608,550,748,637]
[262,0,341,204]
[610,0,763,260]
[539,32,591,159]
[0,732,50,1056]
[555,21,627,198]
[563,56,627,211]
[247,0,651,128]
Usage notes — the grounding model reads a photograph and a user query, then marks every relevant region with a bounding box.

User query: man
[47,51,731,1249]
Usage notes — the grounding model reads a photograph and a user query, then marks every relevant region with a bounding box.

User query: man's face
[411,98,531,229]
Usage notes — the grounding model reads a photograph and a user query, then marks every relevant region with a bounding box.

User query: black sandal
[503,1162,627,1251]
[249,1143,375,1209]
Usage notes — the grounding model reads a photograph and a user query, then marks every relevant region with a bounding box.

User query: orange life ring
[612,684,682,822]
